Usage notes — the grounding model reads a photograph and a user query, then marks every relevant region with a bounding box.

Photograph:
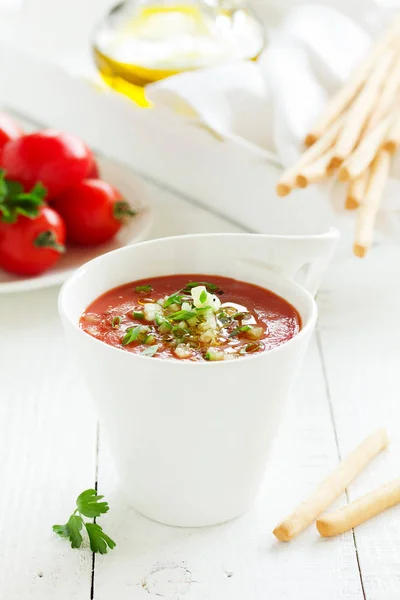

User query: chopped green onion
[231,312,251,321]
[141,344,159,357]
[122,325,148,345]
[159,321,173,334]
[228,325,251,338]
[182,281,219,293]
[111,316,122,328]
[144,334,156,345]
[132,311,144,320]
[135,284,153,293]
[216,310,231,325]
[195,306,212,315]
[240,341,264,354]
[199,289,207,303]
[163,293,184,308]
[172,325,189,339]
[167,310,197,322]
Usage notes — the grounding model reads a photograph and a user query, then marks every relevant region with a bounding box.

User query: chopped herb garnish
[167,310,197,322]
[122,325,148,345]
[141,344,159,357]
[240,341,264,354]
[132,311,144,320]
[182,281,219,293]
[229,325,251,338]
[135,284,153,293]
[172,325,189,339]
[111,316,122,328]
[163,293,184,308]
[199,289,207,303]
[144,334,156,345]
[231,312,251,321]
[217,310,231,325]
[52,488,115,555]
[195,306,212,315]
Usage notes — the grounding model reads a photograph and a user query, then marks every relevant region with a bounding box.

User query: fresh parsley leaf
[52,488,115,555]
[52,523,70,539]
[53,515,83,549]
[135,284,153,293]
[182,281,219,293]
[141,344,159,356]
[76,488,110,518]
[199,290,207,303]
[167,310,197,322]
[163,293,184,308]
[85,523,116,555]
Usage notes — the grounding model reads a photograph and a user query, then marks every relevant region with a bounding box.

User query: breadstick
[345,172,368,210]
[317,478,400,537]
[367,57,400,131]
[330,50,395,166]
[276,118,344,196]
[339,117,390,181]
[296,150,335,188]
[305,17,400,146]
[383,112,400,152]
[273,428,389,542]
[354,150,391,257]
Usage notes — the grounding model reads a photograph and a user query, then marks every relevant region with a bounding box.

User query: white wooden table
[1,179,400,600]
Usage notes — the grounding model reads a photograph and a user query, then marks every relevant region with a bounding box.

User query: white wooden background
[1,177,400,600]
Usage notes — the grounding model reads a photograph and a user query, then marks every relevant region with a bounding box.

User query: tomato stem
[113,201,136,221]
[34,230,65,253]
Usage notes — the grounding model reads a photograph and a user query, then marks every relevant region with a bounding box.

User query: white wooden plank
[94,336,363,600]
[0,286,97,600]
[317,244,400,600]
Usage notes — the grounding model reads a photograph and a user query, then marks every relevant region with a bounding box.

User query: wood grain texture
[0,286,96,600]
[317,245,400,600]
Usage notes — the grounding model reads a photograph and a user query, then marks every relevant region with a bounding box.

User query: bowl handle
[238,228,340,296]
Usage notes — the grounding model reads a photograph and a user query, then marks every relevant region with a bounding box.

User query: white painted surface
[0,180,399,599]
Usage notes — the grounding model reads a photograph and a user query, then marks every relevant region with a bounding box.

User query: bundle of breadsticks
[276,17,400,258]
[273,428,400,541]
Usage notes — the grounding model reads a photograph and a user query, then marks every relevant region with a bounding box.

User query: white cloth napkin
[146,2,400,240]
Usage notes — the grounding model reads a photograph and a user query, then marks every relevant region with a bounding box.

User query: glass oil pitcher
[92,0,265,106]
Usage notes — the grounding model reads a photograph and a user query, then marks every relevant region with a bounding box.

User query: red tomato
[53,179,135,246]
[87,157,100,178]
[0,114,22,161]
[0,206,66,276]
[2,130,93,200]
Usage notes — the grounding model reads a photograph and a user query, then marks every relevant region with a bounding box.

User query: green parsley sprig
[53,489,116,555]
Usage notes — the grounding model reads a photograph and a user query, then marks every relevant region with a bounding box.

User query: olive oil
[92,1,265,106]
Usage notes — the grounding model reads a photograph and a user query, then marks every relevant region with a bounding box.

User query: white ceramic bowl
[59,230,338,527]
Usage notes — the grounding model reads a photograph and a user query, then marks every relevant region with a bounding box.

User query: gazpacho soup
[80,275,301,361]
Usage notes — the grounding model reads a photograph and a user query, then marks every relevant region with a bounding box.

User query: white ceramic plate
[0,156,152,293]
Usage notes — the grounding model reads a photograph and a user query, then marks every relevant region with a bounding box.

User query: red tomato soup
[80,274,301,362]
